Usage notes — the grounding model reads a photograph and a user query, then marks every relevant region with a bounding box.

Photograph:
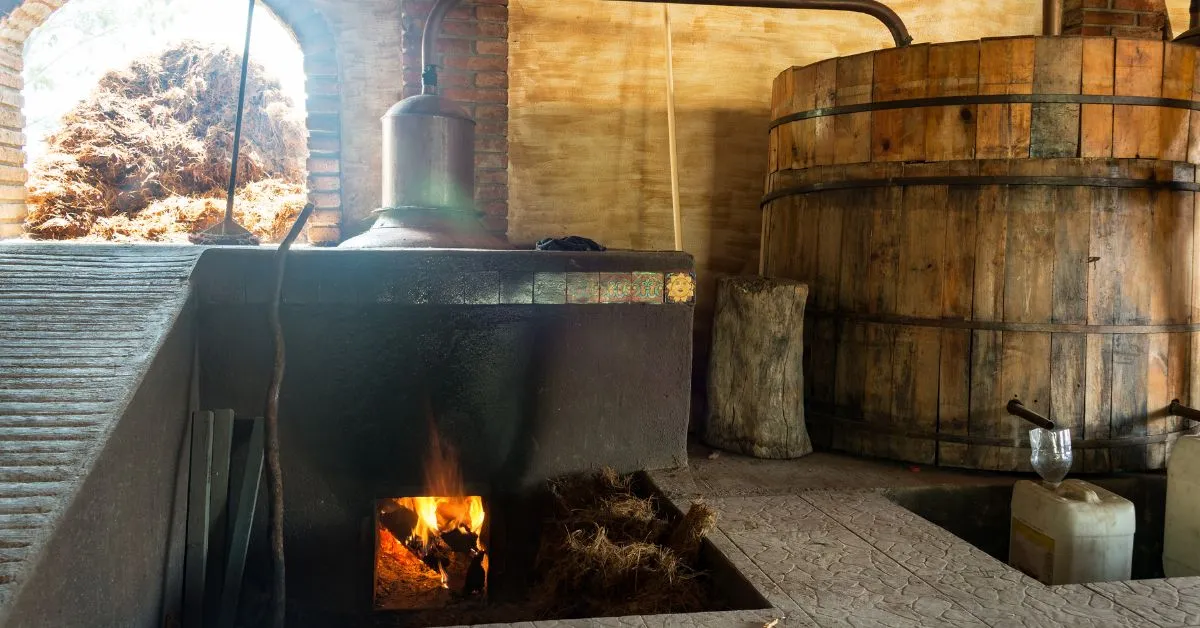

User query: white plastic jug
[1009,479,1135,585]
[1165,435,1200,576]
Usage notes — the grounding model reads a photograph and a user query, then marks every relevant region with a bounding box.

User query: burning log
[377,497,486,600]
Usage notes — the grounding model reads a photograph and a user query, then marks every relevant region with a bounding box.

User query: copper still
[341,0,502,249]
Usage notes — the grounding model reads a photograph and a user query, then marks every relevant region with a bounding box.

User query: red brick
[304,55,338,77]
[476,135,507,152]
[1063,8,1084,27]
[445,5,473,19]
[306,224,341,245]
[308,157,341,174]
[477,120,507,135]
[437,71,473,88]
[1083,0,1111,6]
[1081,9,1136,25]
[1108,24,1163,37]
[308,175,341,192]
[307,134,341,153]
[481,215,508,235]
[441,87,507,103]
[311,192,341,209]
[306,95,340,114]
[475,184,507,201]
[474,72,507,88]
[480,200,508,216]
[307,113,340,133]
[436,38,474,56]
[476,5,507,21]
[475,40,507,56]
[476,152,507,169]
[1137,12,1167,28]
[441,20,482,37]
[307,77,340,96]
[476,169,508,185]
[1111,0,1164,9]
[475,104,508,120]
[1078,25,1114,35]
[442,54,506,71]
[311,207,342,223]
[478,22,507,38]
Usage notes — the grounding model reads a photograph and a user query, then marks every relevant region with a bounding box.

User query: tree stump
[705,276,811,459]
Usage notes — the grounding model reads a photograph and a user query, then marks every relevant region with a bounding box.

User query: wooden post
[706,276,812,459]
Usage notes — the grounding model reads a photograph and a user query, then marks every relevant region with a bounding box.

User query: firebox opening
[374,494,489,611]
[358,475,770,627]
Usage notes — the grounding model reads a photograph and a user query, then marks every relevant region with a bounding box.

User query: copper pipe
[611,0,912,47]
[1192,0,1199,30]
[421,0,465,94]
[1043,0,1062,35]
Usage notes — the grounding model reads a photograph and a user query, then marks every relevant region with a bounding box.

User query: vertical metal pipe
[1043,0,1063,36]
[1192,0,1200,29]
[421,0,465,94]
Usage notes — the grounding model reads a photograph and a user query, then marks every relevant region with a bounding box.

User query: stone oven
[0,244,714,626]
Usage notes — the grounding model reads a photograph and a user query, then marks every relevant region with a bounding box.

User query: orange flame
[389,422,485,548]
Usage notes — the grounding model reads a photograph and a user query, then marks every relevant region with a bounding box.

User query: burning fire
[375,422,487,607]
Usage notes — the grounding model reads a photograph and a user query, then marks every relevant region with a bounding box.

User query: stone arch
[0,0,344,243]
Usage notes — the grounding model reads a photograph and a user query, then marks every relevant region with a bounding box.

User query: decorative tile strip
[631,271,665,304]
[599,272,632,303]
[533,272,567,304]
[665,272,696,305]
[273,270,694,306]
[566,273,601,304]
[500,271,534,305]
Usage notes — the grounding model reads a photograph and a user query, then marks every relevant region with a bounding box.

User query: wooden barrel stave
[769,38,1200,170]
[763,158,1199,471]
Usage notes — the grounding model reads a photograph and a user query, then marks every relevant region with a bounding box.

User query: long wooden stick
[663,4,683,252]
[265,202,314,628]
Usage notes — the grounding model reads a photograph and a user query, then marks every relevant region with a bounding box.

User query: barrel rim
[769,94,1200,131]
[761,175,1200,207]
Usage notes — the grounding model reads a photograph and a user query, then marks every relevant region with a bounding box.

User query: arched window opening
[18,0,311,243]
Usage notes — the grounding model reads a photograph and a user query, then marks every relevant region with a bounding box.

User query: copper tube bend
[421,0,465,93]
[610,0,912,47]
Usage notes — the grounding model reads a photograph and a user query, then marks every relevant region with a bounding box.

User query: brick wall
[401,0,509,237]
[1063,0,1172,39]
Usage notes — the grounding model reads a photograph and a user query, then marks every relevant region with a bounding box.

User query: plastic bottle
[1009,479,1135,585]
[1165,435,1200,576]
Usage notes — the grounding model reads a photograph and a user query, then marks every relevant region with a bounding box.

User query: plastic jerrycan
[1165,435,1200,576]
[1009,479,1135,585]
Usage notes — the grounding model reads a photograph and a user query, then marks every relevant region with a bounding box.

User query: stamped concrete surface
[0,243,201,623]
[639,446,1200,628]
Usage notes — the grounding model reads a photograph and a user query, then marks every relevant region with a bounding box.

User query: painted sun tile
[665,272,696,305]
[599,272,632,303]
[566,272,600,304]
[631,271,664,304]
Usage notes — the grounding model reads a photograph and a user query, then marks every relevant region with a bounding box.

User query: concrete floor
[459,445,1195,628]
[632,445,1197,628]
[673,441,1023,495]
